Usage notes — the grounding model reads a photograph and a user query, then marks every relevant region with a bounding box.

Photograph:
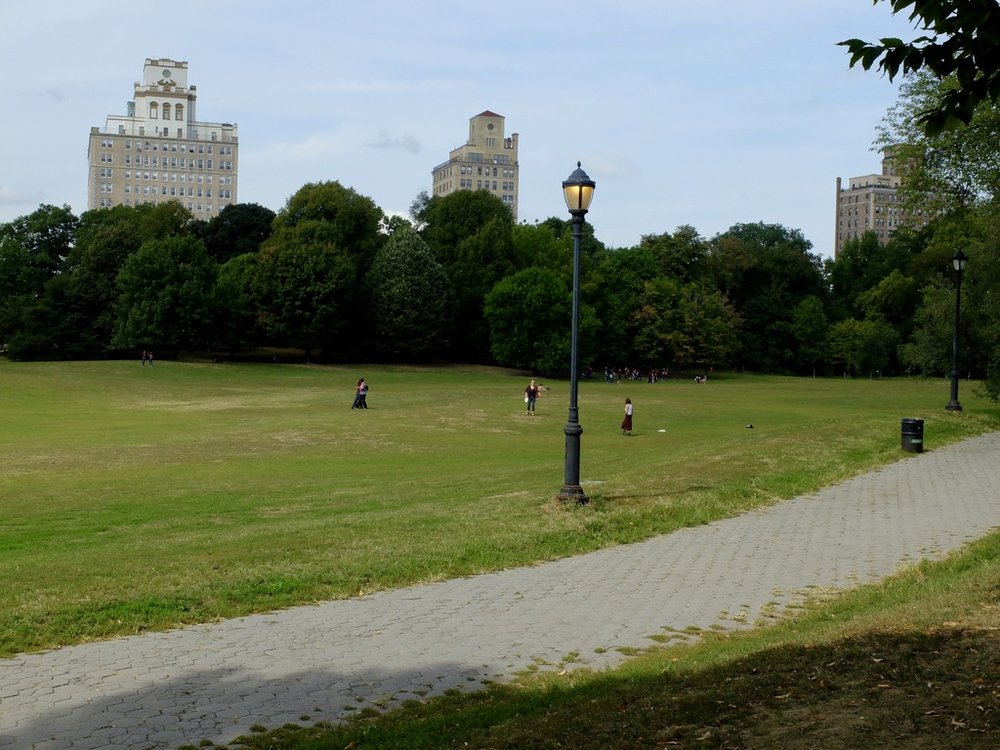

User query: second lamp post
[946,249,968,412]
[558,162,595,503]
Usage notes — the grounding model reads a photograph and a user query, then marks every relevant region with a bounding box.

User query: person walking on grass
[621,397,633,436]
[525,379,540,415]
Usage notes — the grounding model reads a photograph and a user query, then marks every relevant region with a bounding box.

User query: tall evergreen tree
[366,227,453,359]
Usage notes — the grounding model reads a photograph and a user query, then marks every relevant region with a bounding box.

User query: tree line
[1,76,998,398]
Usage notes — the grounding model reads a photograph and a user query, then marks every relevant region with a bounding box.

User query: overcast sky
[1,1,920,257]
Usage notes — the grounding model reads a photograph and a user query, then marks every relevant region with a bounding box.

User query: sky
[0,1,922,258]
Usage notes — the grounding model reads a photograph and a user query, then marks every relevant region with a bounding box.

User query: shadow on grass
[228,627,1000,750]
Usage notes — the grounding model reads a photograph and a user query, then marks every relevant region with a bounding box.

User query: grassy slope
[1,360,997,657]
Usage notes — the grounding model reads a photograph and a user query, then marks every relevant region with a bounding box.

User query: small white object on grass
[658,428,666,432]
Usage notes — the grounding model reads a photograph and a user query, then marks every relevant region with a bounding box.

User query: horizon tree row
[1,165,997,396]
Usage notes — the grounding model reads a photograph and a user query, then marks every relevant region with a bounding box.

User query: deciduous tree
[484,267,598,376]
[199,203,275,263]
[707,223,825,372]
[252,223,356,361]
[841,0,1000,135]
[112,236,219,355]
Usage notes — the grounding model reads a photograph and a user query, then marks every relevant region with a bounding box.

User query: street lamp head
[562,162,596,215]
[952,250,968,273]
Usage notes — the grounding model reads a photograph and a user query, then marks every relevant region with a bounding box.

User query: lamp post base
[946,372,962,412]
[557,484,589,504]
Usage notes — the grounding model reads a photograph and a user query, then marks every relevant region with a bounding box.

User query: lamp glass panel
[563,184,594,212]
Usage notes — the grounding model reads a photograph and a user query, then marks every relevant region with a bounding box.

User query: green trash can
[901,418,924,453]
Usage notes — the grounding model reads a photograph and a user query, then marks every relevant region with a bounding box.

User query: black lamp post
[946,249,968,412]
[558,162,595,503]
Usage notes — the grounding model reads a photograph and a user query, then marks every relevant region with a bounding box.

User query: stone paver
[2,432,999,749]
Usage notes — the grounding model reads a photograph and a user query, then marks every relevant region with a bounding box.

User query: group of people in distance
[603,366,669,384]
[347,374,635,436]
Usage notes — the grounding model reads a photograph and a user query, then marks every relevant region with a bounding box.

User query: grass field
[1,360,997,659]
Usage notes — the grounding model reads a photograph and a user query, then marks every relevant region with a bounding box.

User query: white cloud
[367,130,422,154]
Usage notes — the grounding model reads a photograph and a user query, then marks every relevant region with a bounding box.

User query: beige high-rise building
[86,58,238,218]
[834,148,928,258]
[432,111,519,218]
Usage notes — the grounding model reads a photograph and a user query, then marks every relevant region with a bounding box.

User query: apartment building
[86,58,238,218]
[834,148,928,258]
[431,111,519,219]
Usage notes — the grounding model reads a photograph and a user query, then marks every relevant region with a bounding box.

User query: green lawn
[1,360,997,657]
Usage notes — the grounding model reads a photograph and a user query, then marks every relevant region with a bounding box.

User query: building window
[150,102,158,119]
[175,104,183,120]
[163,103,171,120]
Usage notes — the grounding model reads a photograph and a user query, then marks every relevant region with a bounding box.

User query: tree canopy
[841,0,1000,134]
[2,145,999,399]
[112,235,218,355]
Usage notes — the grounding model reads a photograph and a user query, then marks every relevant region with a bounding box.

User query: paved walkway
[3,432,1000,749]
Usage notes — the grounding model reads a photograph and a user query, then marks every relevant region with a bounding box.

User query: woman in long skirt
[621,397,633,436]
